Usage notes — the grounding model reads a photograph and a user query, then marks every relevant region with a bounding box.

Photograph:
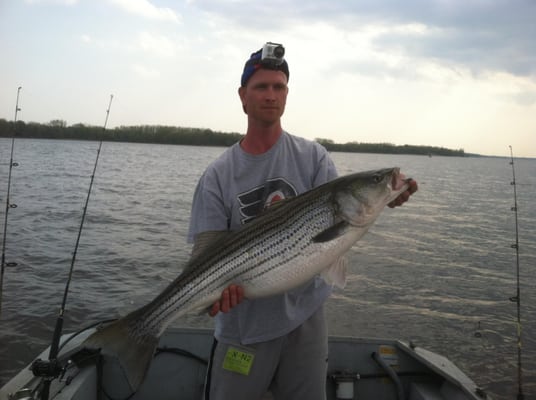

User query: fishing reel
[31,346,102,381]
[31,358,65,380]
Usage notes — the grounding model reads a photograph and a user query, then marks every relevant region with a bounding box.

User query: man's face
[239,69,289,124]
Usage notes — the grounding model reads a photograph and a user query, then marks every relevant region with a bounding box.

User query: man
[188,43,418,400]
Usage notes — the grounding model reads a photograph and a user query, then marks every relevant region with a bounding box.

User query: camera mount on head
[261,42,285,66]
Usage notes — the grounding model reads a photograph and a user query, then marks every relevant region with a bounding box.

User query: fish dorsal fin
[186,230,233,315]
[189,230,229,263]
[312,221,350,243]
[321,256,348,289]
[182,230,229,276]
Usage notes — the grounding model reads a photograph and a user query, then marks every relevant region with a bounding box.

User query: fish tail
[83,313,158,391]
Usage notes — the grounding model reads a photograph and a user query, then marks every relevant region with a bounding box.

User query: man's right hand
[209,284,245,317]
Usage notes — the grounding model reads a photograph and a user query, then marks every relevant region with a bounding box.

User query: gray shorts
[204,306,328,400]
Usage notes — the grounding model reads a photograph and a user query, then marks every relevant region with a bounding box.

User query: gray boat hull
[0,327,489,400]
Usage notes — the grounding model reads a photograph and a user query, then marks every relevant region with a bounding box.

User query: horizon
[1,1,535,158]
[4,118,533,159]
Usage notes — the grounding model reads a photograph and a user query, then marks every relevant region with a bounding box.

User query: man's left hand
[388,176,418,208]
[208,284,245,317]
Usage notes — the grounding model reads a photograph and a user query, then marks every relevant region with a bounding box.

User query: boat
[0,325,490,400]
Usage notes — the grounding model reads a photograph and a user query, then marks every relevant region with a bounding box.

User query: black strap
[204,338,219,400]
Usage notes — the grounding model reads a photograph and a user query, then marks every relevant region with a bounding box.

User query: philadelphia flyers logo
[237,178,297,224]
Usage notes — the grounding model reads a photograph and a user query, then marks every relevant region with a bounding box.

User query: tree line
[0,118,466,157]
[315,138,466,157]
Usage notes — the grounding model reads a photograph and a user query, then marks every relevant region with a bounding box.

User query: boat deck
[0,327,488,400]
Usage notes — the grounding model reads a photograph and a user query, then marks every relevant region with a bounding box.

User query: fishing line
[0,86,22,317]
[32,94,114,400]
[508,145,524,400]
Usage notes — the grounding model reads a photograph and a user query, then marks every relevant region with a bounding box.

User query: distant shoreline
[1,118,468,157]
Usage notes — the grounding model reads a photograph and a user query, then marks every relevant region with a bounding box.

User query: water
[0,138,535,399]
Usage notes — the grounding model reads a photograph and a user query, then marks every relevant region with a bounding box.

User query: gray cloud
[370,1,536,78]
[192,0,536,79]
[511,90,536,106]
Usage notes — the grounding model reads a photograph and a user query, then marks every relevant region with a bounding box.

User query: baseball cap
[240,44,290,87]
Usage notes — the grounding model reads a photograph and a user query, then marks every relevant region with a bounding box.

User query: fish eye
[372,174,382,183]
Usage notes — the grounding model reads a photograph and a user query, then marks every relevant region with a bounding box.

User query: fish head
[335,167,410,227]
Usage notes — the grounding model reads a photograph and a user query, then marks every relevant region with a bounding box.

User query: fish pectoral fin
[321,256,348,289]
[194,305,212,316]
[312,221,350,243]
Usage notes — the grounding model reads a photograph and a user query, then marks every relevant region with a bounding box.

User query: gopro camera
[261,42,285,66]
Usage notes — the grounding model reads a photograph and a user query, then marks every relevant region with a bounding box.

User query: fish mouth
[389,168,411,198]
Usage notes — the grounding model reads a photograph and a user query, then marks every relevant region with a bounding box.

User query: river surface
[0,138,535,399]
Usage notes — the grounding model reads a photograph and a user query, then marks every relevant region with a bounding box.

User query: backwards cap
[240,45,290,87]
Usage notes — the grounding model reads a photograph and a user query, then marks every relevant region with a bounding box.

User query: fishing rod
[508,146,524,400]
[32,94,114,400]
[0,86,22,317]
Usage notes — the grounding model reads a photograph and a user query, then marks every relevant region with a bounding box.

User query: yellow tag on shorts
[222,347,255,375]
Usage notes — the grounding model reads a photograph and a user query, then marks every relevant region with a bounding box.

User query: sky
[1,0,535,158]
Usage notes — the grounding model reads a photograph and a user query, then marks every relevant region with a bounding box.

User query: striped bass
[83,167,412,391]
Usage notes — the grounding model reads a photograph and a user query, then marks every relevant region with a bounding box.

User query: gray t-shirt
[187,131,338,344]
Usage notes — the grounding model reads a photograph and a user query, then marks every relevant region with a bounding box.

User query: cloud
[131,64,160,79]
[373,20,536,79]
[138,32,178,57]
[24,0,78,4]
[109,0,181,23]
[189,0,536,79]
[511,91,536,106]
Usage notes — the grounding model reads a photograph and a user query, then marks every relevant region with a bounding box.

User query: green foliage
[0,119,243,147]
[0,119,465,156]
[316,138,465,157]
[48,119,67,128]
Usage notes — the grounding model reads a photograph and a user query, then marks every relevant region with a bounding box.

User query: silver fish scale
[135,189,339,336]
